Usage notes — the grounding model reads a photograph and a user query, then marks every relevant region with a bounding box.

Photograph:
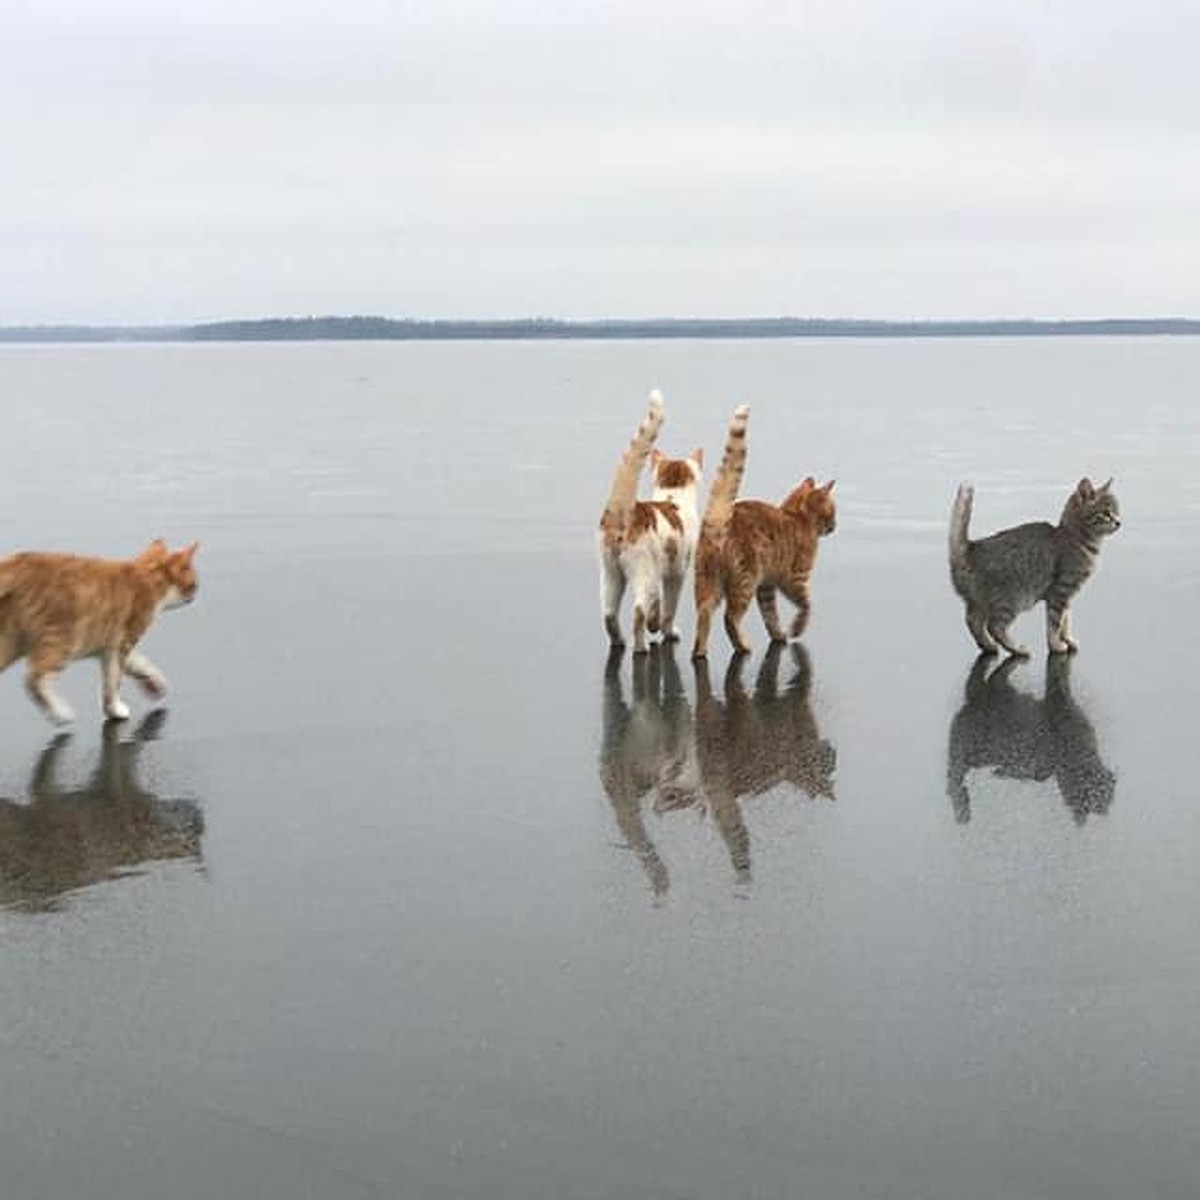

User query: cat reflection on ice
[599,642,836,897]
[946,654,1116,826]
[0,711,204,911]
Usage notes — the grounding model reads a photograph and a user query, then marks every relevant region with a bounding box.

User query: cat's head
[140,540,201,609]
[650,448,703,492]
[782,477,837,534]
[1063,477,1120,539]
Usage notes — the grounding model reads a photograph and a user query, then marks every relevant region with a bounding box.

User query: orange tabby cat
[692,406,836,658]
[0,540,199,724]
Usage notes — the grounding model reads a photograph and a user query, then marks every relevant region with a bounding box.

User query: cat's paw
[46,704,75,728]
[104,699,132,721]
[661,628,680,643]
[137,672,169,699]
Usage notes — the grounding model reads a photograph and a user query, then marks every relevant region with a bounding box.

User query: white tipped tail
[599,390,665,540]
[948,483,974,599]
[701,404,750,538]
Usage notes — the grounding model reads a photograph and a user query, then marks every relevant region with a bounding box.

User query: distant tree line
[3,315,1200,344]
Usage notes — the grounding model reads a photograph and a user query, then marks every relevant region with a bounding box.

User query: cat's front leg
[755,585,786,643]
[1045,604,1078,654]
[100,650,131,721]
[125,649,169,699]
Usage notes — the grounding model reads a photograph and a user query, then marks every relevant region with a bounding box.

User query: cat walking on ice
[0,540,200,724]
[691,405,837,659]
[598,392,703,654]
[948,478,1120,656]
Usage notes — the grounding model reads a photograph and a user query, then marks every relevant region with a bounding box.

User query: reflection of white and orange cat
[599,641,836,895]
[0,541,200,725]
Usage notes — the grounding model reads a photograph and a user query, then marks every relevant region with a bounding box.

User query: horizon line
[3,314,1200,344]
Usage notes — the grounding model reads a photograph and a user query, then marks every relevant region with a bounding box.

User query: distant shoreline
[3,316,1200,344]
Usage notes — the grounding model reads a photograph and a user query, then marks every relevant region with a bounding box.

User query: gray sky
[4,0,1199,324]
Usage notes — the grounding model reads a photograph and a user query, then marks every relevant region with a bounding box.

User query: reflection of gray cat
[690,644,837,883]
[946,654,1116,825]
[0,712,204,911]
[949,478,1120,656]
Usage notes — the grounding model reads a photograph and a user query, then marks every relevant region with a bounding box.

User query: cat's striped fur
[692,405,836,659]
[949,478,1120,656]
[0,540,199,724]
[598,392,703,653]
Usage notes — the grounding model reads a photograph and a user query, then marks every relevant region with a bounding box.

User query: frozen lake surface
[1,337,1199,1199]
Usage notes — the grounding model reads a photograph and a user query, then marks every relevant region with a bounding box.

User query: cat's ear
[692,447,704,468]
[1098,477,1114,493]
[140,539,169,564]
[1076,477,1095,501]
[821,479,836,493]
[182,541,200,563]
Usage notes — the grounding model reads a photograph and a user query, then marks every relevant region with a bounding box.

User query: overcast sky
[3,0,1199,324]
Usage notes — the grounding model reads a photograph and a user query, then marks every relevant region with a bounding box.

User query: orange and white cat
[598,391,703,654]
[692,406,836,658]
[0,540,199,724]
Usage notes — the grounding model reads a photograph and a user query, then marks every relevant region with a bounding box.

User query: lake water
[1,338,1199,1199]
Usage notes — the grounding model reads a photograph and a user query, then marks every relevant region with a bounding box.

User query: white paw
[48,705,76,727]
[104,699,132,721]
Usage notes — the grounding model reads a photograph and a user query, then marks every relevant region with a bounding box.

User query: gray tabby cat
[949,478,1121,656]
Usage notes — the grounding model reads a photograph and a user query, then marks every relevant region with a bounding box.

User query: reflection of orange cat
[0,540,199,724]
[0,713,204,912]
[691,645,836,882]
[693,406,836,659]
[599,642,835,896]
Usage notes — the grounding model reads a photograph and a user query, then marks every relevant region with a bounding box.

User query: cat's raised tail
[599,390,665,543]
[701,404,750,539]
[948,483,975,600]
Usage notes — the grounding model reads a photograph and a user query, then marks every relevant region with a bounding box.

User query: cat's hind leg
[628,566,660,656]
[755,585,787,643]
[691,555,722,660]
[25,644,75,726]
[965,606,999,654]
[659,571,684,642]
[722,578,755,656]
[691,596,716,660]
[986,614,1029,658]
[600,559,627,648]
[0,631,20,675]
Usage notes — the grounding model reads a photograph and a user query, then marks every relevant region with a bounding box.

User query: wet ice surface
[1,339,1200,1198]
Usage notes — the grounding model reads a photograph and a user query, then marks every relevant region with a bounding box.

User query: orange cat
[692,406,836,658]
[0,540,199,724]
